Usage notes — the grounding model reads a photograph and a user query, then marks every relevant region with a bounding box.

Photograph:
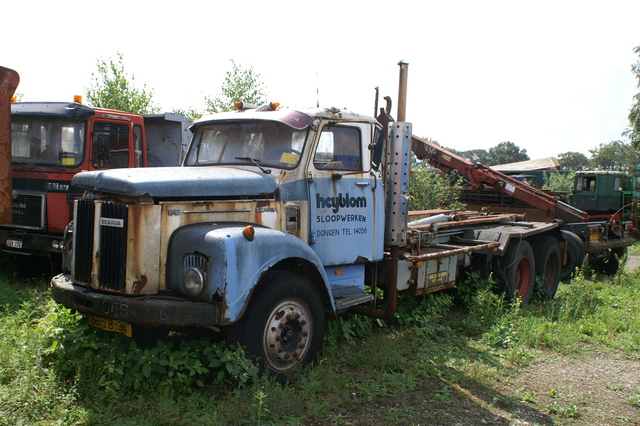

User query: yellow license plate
[88,315,132,337]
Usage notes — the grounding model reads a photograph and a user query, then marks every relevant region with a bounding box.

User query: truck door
[307,122,384,266]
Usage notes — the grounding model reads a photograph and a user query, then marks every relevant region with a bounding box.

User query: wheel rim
[515,257,532,297]
[262,298,312,373]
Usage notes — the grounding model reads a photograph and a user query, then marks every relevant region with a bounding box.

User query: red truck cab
[3,100,188,261]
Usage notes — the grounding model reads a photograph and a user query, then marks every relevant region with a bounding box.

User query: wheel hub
[263,299,311,371]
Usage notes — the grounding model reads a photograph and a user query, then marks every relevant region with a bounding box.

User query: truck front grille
[11,192,44,230]
[73,200,128,291]
[74,199,95,284]
[98,202,128,290]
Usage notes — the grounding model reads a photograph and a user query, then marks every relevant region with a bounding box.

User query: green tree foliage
[588,140,639,172]
[85,52,159,114]
[486,141,530,166]
[626,44,640,149]
[409,162,465,211]
[558,151,590,171]
[456,148,491,164]
[172,107,204,123]
[204,59,268,113]
[543,171,574,194]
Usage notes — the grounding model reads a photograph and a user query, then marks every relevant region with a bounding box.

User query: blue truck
[51,64,573,380]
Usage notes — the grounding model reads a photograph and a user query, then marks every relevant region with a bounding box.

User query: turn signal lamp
[10,96,16,102]
[242,225,255,241]
[73,95,83,103]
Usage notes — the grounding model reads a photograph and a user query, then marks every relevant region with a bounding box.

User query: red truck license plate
[6,239,22,249]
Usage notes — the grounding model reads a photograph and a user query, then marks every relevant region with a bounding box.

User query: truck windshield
[12,116,85,168]
[184,121,308,169]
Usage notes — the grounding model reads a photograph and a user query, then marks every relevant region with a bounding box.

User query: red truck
[1,98,190,265]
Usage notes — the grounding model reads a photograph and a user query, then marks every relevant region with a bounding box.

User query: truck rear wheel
[559,230,586,281]
[225,271,325,382]
[532,236,561,300]
[493,240,535,303]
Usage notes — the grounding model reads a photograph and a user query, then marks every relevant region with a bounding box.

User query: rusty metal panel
[0,66,19,224]
[125,204,162,295]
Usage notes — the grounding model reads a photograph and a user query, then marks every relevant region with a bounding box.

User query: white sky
[3,0,640,160]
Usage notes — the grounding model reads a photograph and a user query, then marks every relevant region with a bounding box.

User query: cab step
[333,294,374,311]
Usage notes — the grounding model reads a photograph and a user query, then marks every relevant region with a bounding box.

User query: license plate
[88,315,132,337]
[6,239,22,249]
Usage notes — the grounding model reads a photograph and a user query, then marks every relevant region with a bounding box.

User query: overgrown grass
[1,254,639,425]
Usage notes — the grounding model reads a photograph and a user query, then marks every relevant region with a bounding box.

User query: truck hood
[72,166,278,198]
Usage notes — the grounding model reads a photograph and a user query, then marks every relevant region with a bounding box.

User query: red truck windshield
[184,121,308,170]
[12,116,85,168]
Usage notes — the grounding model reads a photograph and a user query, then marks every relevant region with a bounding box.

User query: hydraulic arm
[411,135,587,223]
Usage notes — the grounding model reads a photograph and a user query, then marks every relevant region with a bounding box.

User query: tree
[204,59,267,113]
[86,52,159,114]
[457,149,491,164]
[626,44,640,149]
[557,151,590,171]
[486,141,529,166]
[409,162,465,211]
[588,140,639,172]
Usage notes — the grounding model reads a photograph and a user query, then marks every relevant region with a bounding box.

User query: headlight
[51,240,60,250]
[183,267,204,297]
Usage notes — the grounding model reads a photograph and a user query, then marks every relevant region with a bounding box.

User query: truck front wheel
[225,271,325,382]
[493,240,535,303]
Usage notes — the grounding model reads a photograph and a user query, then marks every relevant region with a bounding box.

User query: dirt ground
[482,255,640,425]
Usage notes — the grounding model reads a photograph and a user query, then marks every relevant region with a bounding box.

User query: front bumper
[51,273,221,328]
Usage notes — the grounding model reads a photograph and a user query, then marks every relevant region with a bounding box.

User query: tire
[532,236,562,300]
[493,239,535,303]
[225,271,325,382]
[591,247,628,276]
[559,230,586,281]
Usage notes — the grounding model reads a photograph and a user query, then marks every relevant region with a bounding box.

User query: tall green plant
[86,52,159,114]
[409,162,464,211]
[204,59,268,113]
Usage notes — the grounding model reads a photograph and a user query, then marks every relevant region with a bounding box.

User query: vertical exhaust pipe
[350,62,410,319]
[0,66,19,224]
[397,61,409,122]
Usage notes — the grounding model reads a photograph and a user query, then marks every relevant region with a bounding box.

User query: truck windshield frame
[11,116,85,168]
[184,120,309,170]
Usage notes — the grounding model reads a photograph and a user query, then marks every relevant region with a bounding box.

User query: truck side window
[313,126,362,170]
[93,122,130,169]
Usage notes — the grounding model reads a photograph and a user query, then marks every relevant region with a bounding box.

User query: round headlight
[183,267,204,297]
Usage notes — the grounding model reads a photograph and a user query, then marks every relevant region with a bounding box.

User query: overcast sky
[3,0,640,160]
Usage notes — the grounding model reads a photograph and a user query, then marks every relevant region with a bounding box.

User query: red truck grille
[74,200,128,291]
[11,192,44,230]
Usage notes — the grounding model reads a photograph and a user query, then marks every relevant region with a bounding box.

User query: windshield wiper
[33,163,65,171]
[11,161,34,169]
[235,157,271,174]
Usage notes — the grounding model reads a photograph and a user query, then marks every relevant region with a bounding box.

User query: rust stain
[0,66,20,224]
[132,275,148,295]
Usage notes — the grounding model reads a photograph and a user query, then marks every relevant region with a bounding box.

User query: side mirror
[93,132,111,161]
